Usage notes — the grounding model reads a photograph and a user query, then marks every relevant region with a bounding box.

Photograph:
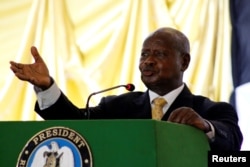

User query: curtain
[230,0,250,150]
[0,0,232,120]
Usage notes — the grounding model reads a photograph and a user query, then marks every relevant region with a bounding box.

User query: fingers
[10,61,23,73]
[168,108,195,124]
[167,107,209,132]
[10,61,26,79]
[31,46,44,63]
[10,46,43,72]
[10,61,37,84]
[168,107,202,124]
[14,72,31,82]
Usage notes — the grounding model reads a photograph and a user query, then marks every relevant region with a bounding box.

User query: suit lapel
[132,91,152,118]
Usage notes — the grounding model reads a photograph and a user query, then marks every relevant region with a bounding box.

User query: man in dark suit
[10,27,243,151]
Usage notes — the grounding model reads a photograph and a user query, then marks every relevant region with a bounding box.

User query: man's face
[139,35,187,90]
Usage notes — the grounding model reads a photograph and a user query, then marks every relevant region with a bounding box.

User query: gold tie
[152,97,167,120]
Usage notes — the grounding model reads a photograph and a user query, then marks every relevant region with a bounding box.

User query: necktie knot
[151,97,167,120]
[153,97,167,107]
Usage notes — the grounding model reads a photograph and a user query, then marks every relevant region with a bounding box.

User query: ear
[181,53,190,71]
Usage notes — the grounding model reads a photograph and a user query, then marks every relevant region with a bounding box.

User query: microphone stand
[85,84,134,119]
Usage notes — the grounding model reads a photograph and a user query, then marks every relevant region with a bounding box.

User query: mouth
[141,69,155,77]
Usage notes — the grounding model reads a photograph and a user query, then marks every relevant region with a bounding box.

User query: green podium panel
[0,120,210,167]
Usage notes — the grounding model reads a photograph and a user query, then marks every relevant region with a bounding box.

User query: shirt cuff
[34,81,61,110]
[205,120,215,141]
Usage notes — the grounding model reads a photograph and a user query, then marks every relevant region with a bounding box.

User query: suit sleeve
[203,101,243,151]
[35,92,87,120]
[34,92,116,120]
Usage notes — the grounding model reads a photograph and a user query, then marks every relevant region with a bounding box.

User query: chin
[142,81,157,89]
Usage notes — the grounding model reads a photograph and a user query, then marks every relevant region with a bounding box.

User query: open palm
[10,46,51,89]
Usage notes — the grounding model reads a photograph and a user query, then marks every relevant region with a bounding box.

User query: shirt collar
[149,84,185,111]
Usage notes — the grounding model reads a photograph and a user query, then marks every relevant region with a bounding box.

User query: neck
[149,83,183,96]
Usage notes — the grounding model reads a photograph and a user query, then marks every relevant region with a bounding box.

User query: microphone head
[125,83,135,91]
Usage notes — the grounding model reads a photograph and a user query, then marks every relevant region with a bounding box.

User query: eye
[140,51,149,58]
[155,51,166,58]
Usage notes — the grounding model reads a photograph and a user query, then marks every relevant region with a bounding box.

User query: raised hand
[10,46,52,89]
[167,107,211,133]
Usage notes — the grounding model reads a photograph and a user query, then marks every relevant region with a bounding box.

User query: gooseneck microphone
[85,84,135,119]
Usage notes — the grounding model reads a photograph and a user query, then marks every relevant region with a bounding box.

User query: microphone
[85,84,135,119]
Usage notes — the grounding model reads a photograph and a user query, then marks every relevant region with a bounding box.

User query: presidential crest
[16,126,92,167]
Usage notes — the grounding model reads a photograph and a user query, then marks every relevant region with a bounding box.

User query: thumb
[30,46,44,63]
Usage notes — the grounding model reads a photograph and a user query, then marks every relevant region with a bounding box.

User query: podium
[0,120,210,167]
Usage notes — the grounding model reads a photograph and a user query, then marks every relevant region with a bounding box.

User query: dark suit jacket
[35,85,243,151]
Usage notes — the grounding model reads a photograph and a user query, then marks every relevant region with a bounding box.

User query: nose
[143,55,155,66]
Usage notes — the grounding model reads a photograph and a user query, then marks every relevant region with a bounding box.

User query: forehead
[142,34,173,50]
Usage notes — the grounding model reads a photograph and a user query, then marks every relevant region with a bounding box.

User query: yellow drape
[0,0,232,120]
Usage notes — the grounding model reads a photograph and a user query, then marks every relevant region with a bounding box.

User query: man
[10,27,242,151]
